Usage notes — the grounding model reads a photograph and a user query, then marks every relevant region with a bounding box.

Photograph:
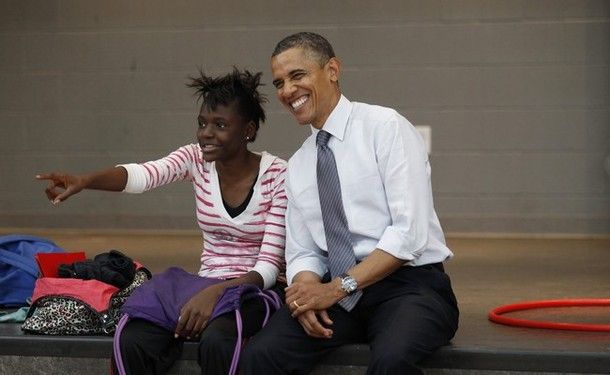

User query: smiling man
[241,32,459,375]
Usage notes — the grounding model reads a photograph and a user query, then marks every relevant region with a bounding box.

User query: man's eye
[292,73,304,80]
[273,82,283,89]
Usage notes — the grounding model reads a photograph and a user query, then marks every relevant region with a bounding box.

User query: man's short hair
[272,32,335,66]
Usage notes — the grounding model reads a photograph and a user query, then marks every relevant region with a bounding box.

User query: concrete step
[1,323,609,374]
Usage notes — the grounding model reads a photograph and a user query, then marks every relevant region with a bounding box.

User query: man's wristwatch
[339,273,358,295]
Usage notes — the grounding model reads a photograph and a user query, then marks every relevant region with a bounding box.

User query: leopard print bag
[21,268,150,335]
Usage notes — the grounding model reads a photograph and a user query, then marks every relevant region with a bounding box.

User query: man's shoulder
[351,101,402,125]
[288,132,315,161]
[287,144,310,172]
[286,135,317,190]
[348,101,417,145]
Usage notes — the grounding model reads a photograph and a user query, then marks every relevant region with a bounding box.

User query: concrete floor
[4,229,610,356]
[445,237,610,355]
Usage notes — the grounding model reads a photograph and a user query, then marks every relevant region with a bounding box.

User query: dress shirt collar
[310,95,352,142]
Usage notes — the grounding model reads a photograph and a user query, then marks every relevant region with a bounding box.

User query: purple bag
[113,267,281,375]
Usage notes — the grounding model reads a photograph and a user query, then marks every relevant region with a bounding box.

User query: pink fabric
[31,277,119,312]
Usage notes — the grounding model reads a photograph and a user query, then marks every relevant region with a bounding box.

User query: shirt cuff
[252,263,279,290]
[376,226,424,261]
[286,258,327,285]
[117,163,147,193]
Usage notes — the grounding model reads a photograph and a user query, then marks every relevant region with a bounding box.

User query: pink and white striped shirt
[119,145,287,289]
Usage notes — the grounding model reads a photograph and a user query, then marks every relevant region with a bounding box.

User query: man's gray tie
[316,130,362,311]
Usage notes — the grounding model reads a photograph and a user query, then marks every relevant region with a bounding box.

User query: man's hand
[295,309,334,339]
[285,271,337,338]
[174,285,223,339]
[286,279,344,318]
[36,172,89,204]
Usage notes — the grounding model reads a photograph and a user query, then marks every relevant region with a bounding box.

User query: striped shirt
[119,145,287,289]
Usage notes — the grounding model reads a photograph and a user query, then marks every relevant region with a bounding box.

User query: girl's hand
[175,284,224,339]
[36,172,89,204]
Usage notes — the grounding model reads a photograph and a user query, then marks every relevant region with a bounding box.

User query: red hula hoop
[488,299,610,332]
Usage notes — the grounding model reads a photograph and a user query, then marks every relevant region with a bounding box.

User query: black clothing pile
[57,250,136,288]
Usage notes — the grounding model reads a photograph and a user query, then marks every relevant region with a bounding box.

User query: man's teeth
[291,96,308,109]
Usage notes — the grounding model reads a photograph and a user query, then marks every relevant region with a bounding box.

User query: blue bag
[0,234,65,307]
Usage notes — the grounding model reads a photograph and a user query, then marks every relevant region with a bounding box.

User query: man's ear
[327,57,341,83]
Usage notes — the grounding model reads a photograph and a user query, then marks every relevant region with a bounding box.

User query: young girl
[37,68,287,374]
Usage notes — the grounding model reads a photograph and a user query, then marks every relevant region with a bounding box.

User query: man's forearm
[287,251,406,310]
[344,249,406,290]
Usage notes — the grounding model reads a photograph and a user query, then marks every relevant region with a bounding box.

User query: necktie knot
[316,130,332,147]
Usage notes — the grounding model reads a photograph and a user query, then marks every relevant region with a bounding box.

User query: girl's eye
[217,122,227,129]
[197,122,205,129]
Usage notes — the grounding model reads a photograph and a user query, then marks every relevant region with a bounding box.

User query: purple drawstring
[259,290,281,326]
[262,298,271,326]
[226,289,281,375]
[113,314,130,375]
[228,310,243,375]
[265,289,282,309]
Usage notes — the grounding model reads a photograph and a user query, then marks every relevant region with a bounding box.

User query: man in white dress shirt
[241,32,459,375]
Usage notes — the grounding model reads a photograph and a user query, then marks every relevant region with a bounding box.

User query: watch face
[341,276,358,294]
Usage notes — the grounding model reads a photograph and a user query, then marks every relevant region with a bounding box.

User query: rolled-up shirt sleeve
[118,145,194,194]
[375,113,432,261]
[118,163,148,193]
[284,181,328,284]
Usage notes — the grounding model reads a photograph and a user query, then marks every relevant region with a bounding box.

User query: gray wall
[1,0,608,235]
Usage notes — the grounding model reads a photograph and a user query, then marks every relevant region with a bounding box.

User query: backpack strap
[113,314,130,375]
[0,248,39,277]
[226,289,282,375]
[229,309,244,375]
[258,290,281,326]
[0,234,62,277]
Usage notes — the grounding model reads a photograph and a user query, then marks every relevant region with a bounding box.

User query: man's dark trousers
[240,264,459,375]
